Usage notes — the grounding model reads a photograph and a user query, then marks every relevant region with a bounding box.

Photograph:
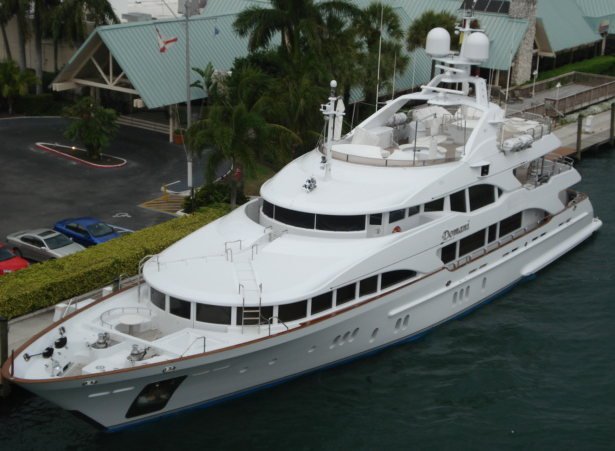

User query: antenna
[375,4,384,112]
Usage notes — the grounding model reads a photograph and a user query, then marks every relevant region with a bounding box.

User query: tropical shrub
[0,206,229,319]
[183,184,248,213]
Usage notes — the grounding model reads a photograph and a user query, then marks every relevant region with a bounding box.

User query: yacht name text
[442,223,470,241]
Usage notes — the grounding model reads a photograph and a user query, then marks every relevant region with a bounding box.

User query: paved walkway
[554,108,613,151]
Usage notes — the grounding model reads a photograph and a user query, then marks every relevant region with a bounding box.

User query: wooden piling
[576,114,583,160]
[0,316,11,397]
[610,102,615,147]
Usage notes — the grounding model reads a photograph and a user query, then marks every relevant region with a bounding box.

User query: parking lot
[0,117,195,241]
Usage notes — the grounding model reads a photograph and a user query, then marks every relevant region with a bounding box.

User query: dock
[552,103,615,158]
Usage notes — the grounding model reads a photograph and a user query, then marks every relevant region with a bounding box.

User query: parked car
[6,229,85,261]
[0,243,29,275]
[53,217,128,247]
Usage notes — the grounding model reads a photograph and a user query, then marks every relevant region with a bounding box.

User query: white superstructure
[2,16,601,430]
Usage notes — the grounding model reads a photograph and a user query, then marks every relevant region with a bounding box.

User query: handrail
[267,316,289,336]
[180,336,206,357]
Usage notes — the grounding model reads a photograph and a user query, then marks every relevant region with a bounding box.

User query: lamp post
[531,69,538,98]
[184,0,193,191]
[555,81,562,110]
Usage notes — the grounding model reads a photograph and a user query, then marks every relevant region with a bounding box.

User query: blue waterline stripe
[106,276,530,433]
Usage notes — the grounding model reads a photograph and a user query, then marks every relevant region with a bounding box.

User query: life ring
[392,226,402,233]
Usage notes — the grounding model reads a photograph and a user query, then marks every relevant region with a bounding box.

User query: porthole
[403,315,409,329]
[342,331,351,342]
[308,346,316,354]
[465,286,470,298]
[268,358,278,366]
[370,328,379,343]
[351,328,359,339]
[395,318,402,332]
[239,367,248,374]
[482,277,487,290]
[453,292,458,304]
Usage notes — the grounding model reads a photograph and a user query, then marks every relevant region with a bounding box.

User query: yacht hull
[10,199,601,430]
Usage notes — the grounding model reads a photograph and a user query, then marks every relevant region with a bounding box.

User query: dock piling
[576,114,583,160]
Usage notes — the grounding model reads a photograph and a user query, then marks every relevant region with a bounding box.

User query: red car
[0,243,29,275]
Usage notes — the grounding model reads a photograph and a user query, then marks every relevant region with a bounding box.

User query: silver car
[6,228,86,261]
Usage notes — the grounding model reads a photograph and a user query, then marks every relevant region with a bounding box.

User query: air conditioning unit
[133,98,145,108]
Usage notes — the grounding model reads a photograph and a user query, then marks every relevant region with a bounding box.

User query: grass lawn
[537,56,615,81]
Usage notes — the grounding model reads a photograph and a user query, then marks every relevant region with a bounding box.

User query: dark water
[1,150,614,451]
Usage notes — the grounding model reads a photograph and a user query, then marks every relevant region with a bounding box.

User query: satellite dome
[425,27,451,57]
[463,32,490,62]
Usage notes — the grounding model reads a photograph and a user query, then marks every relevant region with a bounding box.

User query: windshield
[45,234,73,250]
[86,222,114,238]
[0,248,14,262]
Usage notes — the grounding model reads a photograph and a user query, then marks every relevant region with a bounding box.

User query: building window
[381,270,417,289]
[469,184,495,211]
[196,304,232,325]
[150,287,166,310]
[424,198,444,212]
[450,190,466,212]
[441,242,457,263]
[336,283,356,305]
[359,275,378,297]
[169,297,191,319]
[278,300,307,322]
[311,292,333,314]
[316,214,365,232]
[459,230,486,256]
[389,209,405,223]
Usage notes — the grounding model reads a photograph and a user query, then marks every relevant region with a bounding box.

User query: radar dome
[463,32,490,62]
[425,27,451,57]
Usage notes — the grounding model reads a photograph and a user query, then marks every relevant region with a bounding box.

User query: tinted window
[169,297,191,319]
[424,198,444,212]
[359,275,378,296]
[450,190,466,212]
[488,224,497,243]
[369,213,382,225]
[316,214,365,232]
[408,206,420,216]
[311,292,333,314]
[274,206,315,229]
[151,287,166,310]
[441,243,457,263]
[86,222,114,237]
[469,185,495,211]
[336,283,356,305]
[381,270,417,289]
[499,212,522,237]
[459,230,485,256]
[44,234,72,250]
[262,200,274,218]
[389,209,405,223]
[196,304,231,325]
[278,300,307,322]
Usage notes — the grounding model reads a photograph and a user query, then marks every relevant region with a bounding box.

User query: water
[1,149,614,450]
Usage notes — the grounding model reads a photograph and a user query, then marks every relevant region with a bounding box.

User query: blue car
[53,217,126,247]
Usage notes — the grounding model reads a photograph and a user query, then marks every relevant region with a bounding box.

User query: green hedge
[0,206,229,319]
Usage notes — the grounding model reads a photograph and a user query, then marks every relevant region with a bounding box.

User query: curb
[35,142,127,169]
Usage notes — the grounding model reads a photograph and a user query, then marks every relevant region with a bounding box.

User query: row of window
[440,212,523,264]
[149,270,418,325]
[262,184,502,231]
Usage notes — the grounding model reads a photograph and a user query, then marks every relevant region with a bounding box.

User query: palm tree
[233,0,359,59]
[0,0,28,70]
[406,10,458,52]
[63,96,118,160]
[353,2,409,111]
[0,59,38,114]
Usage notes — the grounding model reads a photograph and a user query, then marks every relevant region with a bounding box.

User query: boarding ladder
[226,240,264,333]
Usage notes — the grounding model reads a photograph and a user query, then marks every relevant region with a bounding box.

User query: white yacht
[2,19,602,430]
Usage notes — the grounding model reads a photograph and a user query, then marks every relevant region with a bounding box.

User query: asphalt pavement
[0,117,201,240]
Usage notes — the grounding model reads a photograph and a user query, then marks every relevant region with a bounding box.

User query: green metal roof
[537,0,601,52]
[575,0,615,33]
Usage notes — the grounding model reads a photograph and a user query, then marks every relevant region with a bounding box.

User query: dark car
[53,217,126,247]
[0,243,29,275]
